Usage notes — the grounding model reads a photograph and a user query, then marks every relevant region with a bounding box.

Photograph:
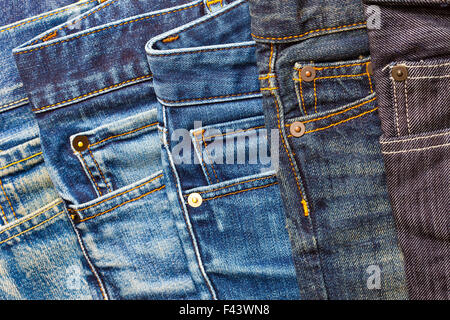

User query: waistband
[146,0,260,107]
[14,0,232,114]
[248,0,368,43]
[0,0,99,113]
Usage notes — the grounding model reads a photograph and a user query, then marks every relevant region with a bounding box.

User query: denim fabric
[248,0,408,299]
[14,0,230,300]
[0,1,102,299]
[146,0,300,300]
[364,0,450,299]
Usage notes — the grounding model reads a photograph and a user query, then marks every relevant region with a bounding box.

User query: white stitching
[409,62,450,68]
[391,78,401,136]
[405,78,411,134]
[381,131,450,144]
[383,142,450,154]
[410,75,450,80]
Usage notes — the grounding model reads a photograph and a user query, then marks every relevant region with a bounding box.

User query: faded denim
[248,0,408,299]
[0,0,102,300]
[146,0,301,299]
[364,0,450,299]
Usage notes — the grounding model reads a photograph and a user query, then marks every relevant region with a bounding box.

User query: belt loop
[203,0,224,13]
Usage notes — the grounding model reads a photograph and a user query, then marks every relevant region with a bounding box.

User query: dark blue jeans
[364,0,450,300]
[248,0,408,299]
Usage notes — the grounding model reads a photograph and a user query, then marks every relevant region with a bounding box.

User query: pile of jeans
[0,0,447,300]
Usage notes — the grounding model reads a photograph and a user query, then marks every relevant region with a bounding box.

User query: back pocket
[70,109,161,197]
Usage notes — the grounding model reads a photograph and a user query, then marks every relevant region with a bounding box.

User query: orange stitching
[0,210,64,245]
[269,44,274,72]
[0,200,63,235]
[313,79,317,113]
[162,35,179,43]
[298,70,307,115]
[260,87,279,91]
[0,97,28,110]
[293,73,367,81]
[304,107,378,135]
[79,185,165,222]
[89,122,158,148]
[366,64,374,94]
[0,204,8,224]
[0,152,43,171]
[159,91,261,104]
[206,0,223,10]
[42,31,58,42]
[251,22,366,41]
[73,173,163,212]
[32,75,152,112]
[186,174,276,195]
[258,74,275,80]
[203,125,265,140]
[17,2,204,55]
[201,132,219,183]
[0,0,97,34]
[203,182,278,201]
[194,135,213,184]
[0,178,16,218]
[88,147,112,193]
[79,153,102,196]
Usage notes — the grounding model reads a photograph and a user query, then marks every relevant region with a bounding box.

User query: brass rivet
[392,65,408,81]
[188,193,203,208]
[300,66,316,82]
[72,135,89,152]
[290,122,306,137]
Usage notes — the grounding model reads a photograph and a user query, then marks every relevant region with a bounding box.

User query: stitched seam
[405,79,411,134]
[32,0,120,45]
[381,131,450,144]
[300,107,378,135]
[159,91,261,104]
[251,22,366,41]
[409,62,450,68]
[79,185,165,222]
[296,62,368,71]
[89,122,158,148]
[88,147,112,193]
[203,182,278,201]
[0,204,7,224]
[258,74,275,80]
[298,70,308,115]
[0,98,28,110]
[203,125,265,140]
[0,200,63,235]
[0,0,97,33]
[72,173,163,212]
[313,79,317,113]
[392,78,401,136]
[409,75,450,79]
[269,43,274,72]
[285,97,377,125]
[16,2,203,55]
[0,178,16,218]
[151,45,256,57]
[32,75,152,112]
[294,73,368,81]
[0,210,64,245]
[0,152,43,171]
[79,152,102,196]
[186,174,276,195]
[366,64,374,94]
[162,35,179,43]
[383,142,450,154]
[260,87,279,91]
[201,132,219,183]
[193,132,213,184]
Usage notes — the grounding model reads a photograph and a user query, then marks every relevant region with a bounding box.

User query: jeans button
[290,122,306,137]
[72,135,89,152]
[188,193,203,208]
[392,65,408,81]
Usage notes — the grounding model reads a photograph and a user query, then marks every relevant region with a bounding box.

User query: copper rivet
[367,62,374,76]
[72,135,89,152]
[392,65,408,81]
[290,121,306,137]
[301,66,316,82]
[188,193,203,208]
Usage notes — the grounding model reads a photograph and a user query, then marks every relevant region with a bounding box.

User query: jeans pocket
[70,109,161,198]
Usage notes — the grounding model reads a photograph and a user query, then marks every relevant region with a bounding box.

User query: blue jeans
[14,0,223,300]
[146,0,300,299]
[248,0,408,299]
[0,0,101,300]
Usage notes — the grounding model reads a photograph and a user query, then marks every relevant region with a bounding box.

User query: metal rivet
[290,121,306,137]
[392,65,408,81]
[300,66,316,82]
[72,135,89,152]
[367,62,374,76]
[188,193,203,208]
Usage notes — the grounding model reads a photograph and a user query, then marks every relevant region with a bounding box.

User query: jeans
[248,0,408,299]
[364,0,450,299]
[0,0,101,300]
[146,0,301,299]
[14,0,227,300]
